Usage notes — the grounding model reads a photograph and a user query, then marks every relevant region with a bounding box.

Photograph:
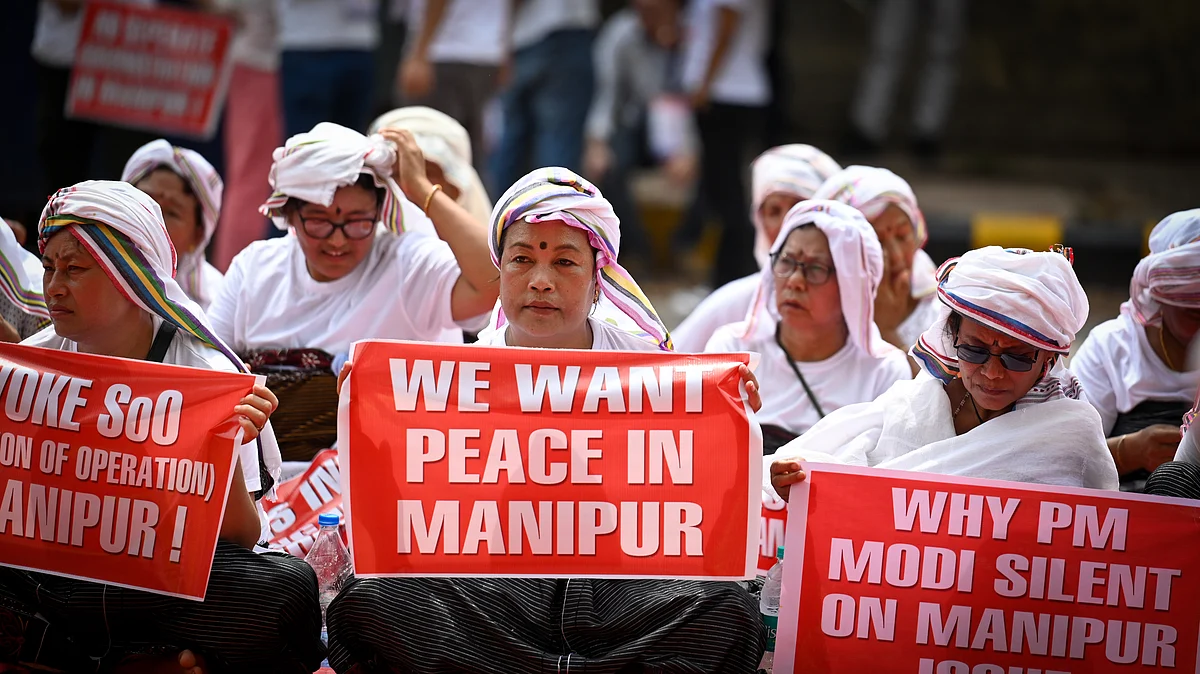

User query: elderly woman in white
[705,199,912,452]
[770,246,1119,502]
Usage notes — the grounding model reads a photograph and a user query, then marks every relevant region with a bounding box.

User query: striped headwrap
[738,199,895,359]
[121,139,223,306]
[259,122,411,235]
[814,165,928,248]
[1127,209,1200,327]
[38,181,243,371]
[911,246,1089,403]
[750,144,841,267]
[0,218,49,321]
[485,167,672,351]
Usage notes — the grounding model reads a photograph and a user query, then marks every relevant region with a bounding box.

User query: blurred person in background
[672,144,840,352]
[488,0,600,195]
[583,0,689,276]
[1072,210,1200,490]
[31,0,156,192]
[0,218,49,343]
[681,0,773,288]
[396,0,511,177]
[843,0,967,158]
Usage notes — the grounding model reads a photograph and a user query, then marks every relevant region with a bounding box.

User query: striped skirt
[326,577,765,673]
[0,541,326,672]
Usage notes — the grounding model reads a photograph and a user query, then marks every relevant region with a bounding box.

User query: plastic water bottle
[304,513,354,627]
[759,546,785,673]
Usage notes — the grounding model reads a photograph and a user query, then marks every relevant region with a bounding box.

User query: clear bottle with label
[758,545,785,673]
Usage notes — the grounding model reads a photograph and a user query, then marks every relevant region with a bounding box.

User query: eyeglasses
[953,342,1039,372]
[297,214,376,240]
[771,255,834,285]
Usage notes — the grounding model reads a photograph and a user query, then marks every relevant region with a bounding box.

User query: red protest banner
[0,343,254,600]
[775,463,1200,674]
[262,448,344,557]
[66,1,234,139]
[340,340,761,579]
[759,489,787,573]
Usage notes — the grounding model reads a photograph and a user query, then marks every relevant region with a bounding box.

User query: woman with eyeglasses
[207,122,499,357]
[769,246,1119,502]
[704,200,912,453]
[1071,210,1200,490]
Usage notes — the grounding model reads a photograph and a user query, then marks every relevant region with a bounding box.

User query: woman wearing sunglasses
[705,200,911,453]
[207,122,499,357]
[1071,210,1200,490]
[769,246,1119,501]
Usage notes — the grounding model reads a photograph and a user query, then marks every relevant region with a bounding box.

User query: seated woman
[1072,209,1200,489]
[122,139,225,309]
[368,106,493,225]
[705,200,912,452]
[1,216,49,342]
[208,121,499,357]
[326,168,766,674]
[0,181,323,672]
[769,246,1119,502]
[814,165,938,349]
[672,144,841,352]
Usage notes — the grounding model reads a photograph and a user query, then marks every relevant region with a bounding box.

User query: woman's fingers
[337,361,353,394]
[739,364,763,413]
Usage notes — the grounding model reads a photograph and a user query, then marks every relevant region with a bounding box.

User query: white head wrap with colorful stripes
[369,106,493,225]
[911,247,1089,403]
[1128,209,1200,326]
[813,165,928,248]
[750,145,841,267]
[121,139,223,306]
[484,167,672,351]
[738,199,894,359]
[259,122,416,234]
[0,218,48,321]
[38,181,281,493]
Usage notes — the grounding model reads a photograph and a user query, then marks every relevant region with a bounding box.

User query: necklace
[1159,327,1178,370]
[953,391,972,417]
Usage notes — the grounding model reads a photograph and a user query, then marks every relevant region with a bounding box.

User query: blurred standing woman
[814,165,938,349]
[705,200,911,451]
[673,144,840,352]
[122,139,225,309]
[1072,210,1200,488]
[327,168,765,673]
[0,181,323,672]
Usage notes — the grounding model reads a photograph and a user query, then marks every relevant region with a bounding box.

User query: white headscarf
[369,106,492,225]
[259,122,426,235]
[738,199,894,358]
[1128,209,1200,326]
[121,139,224,306]
[813,165,927,247]
[481,167,671,350]
[0,218,48,321]
[39,181,282,492]
[750,145,842,267]
[911,246,1089,404]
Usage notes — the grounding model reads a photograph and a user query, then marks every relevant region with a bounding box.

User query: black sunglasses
[953,342,1039,372]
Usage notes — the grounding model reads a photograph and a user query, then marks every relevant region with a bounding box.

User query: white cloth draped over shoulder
[31,181,281,494]
[771,246,1116,493]
[0,217,48,322]
[706,200,910,436]
[369,106,493,225]
[121,139,225,308]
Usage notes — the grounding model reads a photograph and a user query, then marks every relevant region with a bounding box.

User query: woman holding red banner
[704,199,912,453]
[0,181,325,673]
[326,168,767,673]
[768,246,1120,502]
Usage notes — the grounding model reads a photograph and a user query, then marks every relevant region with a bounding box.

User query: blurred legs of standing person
[849,0,966,154]
[490,29,594,195]
[403,63,499,177]
[597,123,650,272]
[696,103,762,287]
[280,50,376,140]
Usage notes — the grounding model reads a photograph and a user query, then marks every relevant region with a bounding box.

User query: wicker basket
[257,367,339,463]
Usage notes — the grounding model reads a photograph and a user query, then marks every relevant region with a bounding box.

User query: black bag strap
[146,322,177,364]
[774,323,826,419]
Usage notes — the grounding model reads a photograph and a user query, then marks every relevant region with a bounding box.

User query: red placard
[0,343,254,600]
[759,489,788,573]
[339,340,761,579]
[262,448,345,557]
[775,463,1200,674]
[66,2,234,139]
